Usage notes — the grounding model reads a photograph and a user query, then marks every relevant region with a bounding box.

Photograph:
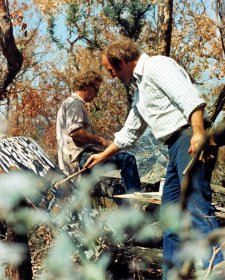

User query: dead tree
[0,0,23,100]
[217,0,225,54]
[157,0,174,56]
[0,3,25,278]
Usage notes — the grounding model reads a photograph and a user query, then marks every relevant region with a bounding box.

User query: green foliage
[0,167,225,279]
[47,15,65,49]
[103,0,153,40]
[0,172,46,212]
[0,170,156,279]
[66,3,80,28]
[0,242,26,271]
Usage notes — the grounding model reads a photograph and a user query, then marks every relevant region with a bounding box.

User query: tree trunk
[157,0,173,56]
[218,0,225,54]
[0,0,23,100]
[5,225,33,280]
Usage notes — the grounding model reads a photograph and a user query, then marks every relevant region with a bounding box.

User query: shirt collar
[71,92,87,105]
[133,53,149,80]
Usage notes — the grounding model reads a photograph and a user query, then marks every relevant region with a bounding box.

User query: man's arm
[83,143,120,169]
[188,107,205,155]
[69,128,111,148]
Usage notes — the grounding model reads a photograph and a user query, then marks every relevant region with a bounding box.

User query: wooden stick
[181,121,225,176]
[54,167,88,188]
[182,127,214,176]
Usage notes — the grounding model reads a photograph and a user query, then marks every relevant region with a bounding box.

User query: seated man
[56,70,141,194]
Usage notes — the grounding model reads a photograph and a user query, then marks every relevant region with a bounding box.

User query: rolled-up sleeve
[114,106,147,149]
[65,102,84,135]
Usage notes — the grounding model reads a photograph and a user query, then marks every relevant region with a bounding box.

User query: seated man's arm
[84,106,147,169]
[69,128,112,148]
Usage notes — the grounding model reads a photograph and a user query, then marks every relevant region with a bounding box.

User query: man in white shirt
[56,70,141,195]
[84,40,223,279]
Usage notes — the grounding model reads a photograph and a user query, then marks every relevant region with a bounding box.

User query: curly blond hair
[73,70,103,90]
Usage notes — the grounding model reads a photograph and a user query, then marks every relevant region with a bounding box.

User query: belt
[165,124,190,146]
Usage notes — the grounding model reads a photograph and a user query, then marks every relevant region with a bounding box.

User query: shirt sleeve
[64,100,85,135]
[114,105,148,149]
[147,57,206,120]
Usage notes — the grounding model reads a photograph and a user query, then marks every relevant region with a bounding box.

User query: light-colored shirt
[56,93,102,175]
[114,54,206,149]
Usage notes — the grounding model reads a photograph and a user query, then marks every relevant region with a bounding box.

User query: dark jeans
[79,149,141,193]
[161,128,223,279]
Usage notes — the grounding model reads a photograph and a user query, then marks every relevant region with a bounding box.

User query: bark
[5,201,33,280]
[0,0,23,100]
[5,226,33,280]
[157,0,173,56]
[218,0,225,54]
[207,85,225,124]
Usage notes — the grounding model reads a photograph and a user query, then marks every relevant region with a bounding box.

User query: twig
[24,195,39,211]
[31,245,52,262]
[54,167,88,188]
[204,242,225,279]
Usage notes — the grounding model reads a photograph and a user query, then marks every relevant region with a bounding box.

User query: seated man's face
[86,80,101,102]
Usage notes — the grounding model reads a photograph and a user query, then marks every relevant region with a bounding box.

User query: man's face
[85,80,101,102]
[102,54,132,84]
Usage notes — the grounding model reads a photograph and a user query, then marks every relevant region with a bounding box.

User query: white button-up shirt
[114,54,206,149]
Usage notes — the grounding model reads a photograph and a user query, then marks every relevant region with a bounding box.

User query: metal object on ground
[113,192,161,205]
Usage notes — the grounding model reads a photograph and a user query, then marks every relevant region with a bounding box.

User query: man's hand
[70,128,112,147]
[83,153,105,169]
[84,142,120,169]
[188,130,205,155]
